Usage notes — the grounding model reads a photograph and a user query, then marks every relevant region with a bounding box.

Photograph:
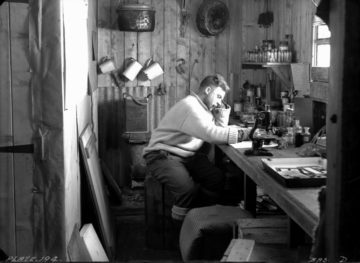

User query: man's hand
[237,127,252,142]
[213,102,231,127]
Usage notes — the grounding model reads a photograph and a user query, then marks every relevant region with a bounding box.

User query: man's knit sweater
[143,93,240,158]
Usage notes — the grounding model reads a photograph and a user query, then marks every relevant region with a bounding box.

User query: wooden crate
[225,217,300,263]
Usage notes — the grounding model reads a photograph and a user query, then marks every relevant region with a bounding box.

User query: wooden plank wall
[0,2,16,256]
[0,2,34,256]
[96,0,315,185]
[97,0,243,185]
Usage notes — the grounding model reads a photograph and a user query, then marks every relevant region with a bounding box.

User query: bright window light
[312,16,331,67]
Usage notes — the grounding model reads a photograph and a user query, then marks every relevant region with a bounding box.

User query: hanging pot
[117,4,155,32]
[196,0,229,36]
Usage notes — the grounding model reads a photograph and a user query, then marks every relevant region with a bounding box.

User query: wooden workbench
[215,144,320,237]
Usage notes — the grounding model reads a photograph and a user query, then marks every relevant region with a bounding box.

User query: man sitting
[143,74,250,223]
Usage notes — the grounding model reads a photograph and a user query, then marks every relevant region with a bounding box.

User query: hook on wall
[180,0,190,38]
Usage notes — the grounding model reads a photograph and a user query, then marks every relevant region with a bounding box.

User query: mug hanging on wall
[142,59,164,80]
[122,58,143,81]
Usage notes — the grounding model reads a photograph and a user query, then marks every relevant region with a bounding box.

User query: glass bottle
[302,127,311,144]
[294,119,303,147]
[285,127,294,145]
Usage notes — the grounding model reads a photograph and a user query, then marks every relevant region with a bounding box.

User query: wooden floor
[111,187,312,262]
[112,187,182,262]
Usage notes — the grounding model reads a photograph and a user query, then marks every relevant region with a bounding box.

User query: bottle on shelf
[284,106,294,127]
[294,119,303,147]
[302,127,311,144]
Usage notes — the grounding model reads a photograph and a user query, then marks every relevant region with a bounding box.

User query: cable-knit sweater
[143,93,240,158]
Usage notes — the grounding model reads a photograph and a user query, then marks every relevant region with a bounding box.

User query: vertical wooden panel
[215,2,229,86]
[97,0,111,28]
[189,0,204,92]
[0,2,16,256]
[228,0,242,105]
[98,28,112,87]
[176,0,190,101]
[137,0,152,87]
[164,0,177,108]
[9,2,34,255]
[97,0,112,88]
[151,0,164,128]
[123,0,138,89]
[111,0,125,78]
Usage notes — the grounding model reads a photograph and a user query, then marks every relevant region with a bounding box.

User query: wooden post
[327,0,360,261]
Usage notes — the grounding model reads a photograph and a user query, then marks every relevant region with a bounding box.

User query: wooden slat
[98,28,112,88]
[237,217,289,245]
[79,224,109,262]
[0,2,16,256]
[79,125,115,259]
[97,0,112,88]
[189,0,203,93]
[124,16,138,88]
[163,0,177,109]
[176,0,190,101]
[221,238,255,262]
[9,2,32,145]
[137,0,152,88]
[97,0,111,28]
[9,2,35,256]
[151,0,164,128]
[110,0,125,83]
[67,224,92,262]
[215,0,229,87]
[228,0,242,106]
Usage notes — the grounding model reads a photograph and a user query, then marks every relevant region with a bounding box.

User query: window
[312,16,331,67]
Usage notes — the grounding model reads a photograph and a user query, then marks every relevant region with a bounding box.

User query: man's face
[204,86,226,110]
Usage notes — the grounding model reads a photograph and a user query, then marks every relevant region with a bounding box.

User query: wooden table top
[217,144,321,236]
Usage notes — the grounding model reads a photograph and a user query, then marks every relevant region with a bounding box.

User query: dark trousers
[144,150,225,209]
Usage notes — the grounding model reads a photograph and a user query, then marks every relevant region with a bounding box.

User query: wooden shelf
[242,62,291,69]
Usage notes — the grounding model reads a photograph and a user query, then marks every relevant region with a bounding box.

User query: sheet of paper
[230,141,278,149]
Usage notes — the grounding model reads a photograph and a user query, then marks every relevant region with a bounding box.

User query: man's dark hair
[199,74,230,93]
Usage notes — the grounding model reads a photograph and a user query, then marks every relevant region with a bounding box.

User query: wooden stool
[144,175,177,249]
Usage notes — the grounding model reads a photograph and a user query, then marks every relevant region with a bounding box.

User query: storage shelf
[242,62,291,69]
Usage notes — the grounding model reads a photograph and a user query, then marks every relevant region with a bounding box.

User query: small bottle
[294,119,303,147]
[285,127,294,145]
[302,127,311,144]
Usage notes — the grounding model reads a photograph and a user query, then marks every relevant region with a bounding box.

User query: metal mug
[99,57,116,74]
[122,58,143,81]
[142,59,164,80]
